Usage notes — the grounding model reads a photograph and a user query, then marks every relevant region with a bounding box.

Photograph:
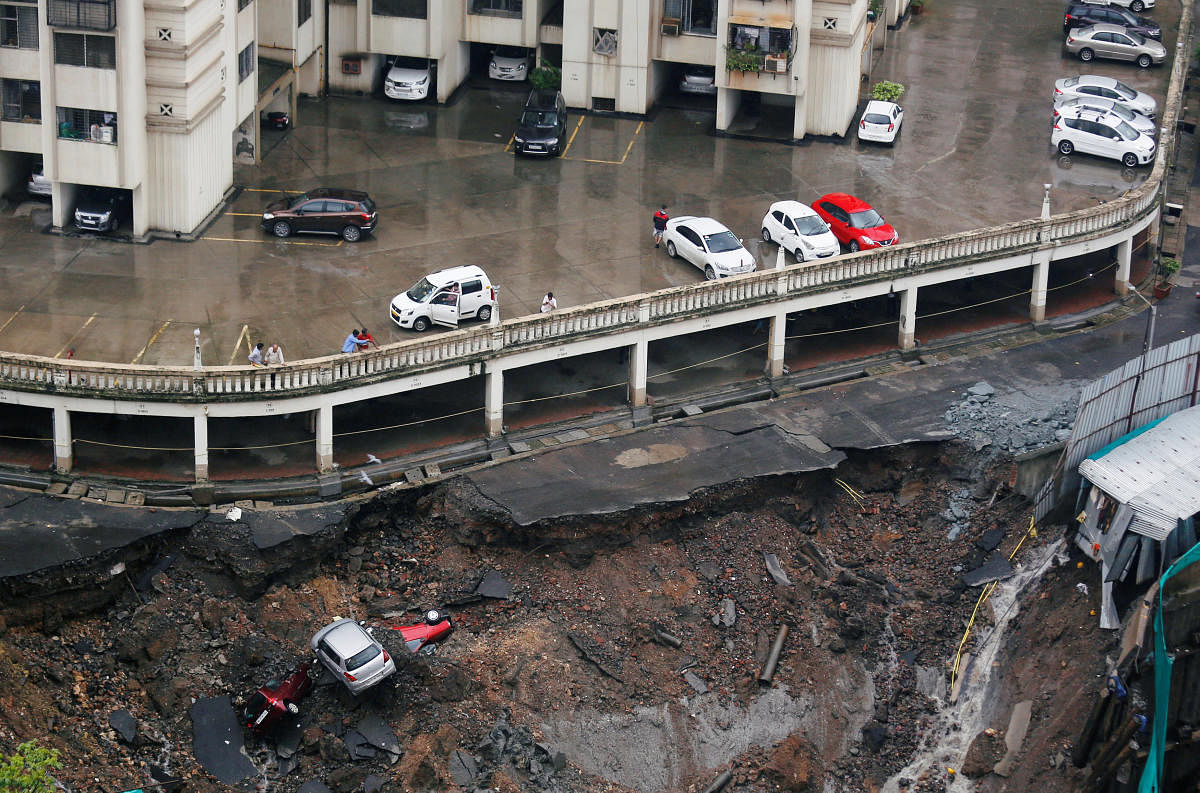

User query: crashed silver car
[310,619,395,694]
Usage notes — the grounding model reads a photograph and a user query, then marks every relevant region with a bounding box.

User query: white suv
[390,265,498,331]
[1052,105,1156,167]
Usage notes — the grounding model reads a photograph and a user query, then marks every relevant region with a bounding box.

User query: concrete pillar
[898,287,917,350]
[1030,253,1050,323]
[792,0,812,140]
[628,338,648,406]
[193,413,209,482]
[316,405,333,473]
[484,366,504,438]
[766,310,788,378]
[52,406,72,474]
[1115,237,1132,296]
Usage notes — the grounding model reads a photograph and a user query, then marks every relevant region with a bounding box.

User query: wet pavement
[0,0,1178,366]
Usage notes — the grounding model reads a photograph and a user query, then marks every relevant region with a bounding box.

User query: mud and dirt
[0,442,1105,793]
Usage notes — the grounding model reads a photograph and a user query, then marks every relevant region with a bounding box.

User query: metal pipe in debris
[758,624,790,685]
[654,629,683,648]
[700,769,732,793]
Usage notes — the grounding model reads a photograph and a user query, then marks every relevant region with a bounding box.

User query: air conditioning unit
[661,20,680,36]
[767,55,788,73]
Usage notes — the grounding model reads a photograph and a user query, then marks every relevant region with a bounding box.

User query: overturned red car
[388,608,452,653]
[242,662,313,735]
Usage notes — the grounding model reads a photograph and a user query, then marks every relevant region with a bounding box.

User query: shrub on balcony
[725,45,763,73]
[530,59,561,91]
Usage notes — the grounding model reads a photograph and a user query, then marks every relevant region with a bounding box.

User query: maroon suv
[242,662,313,735]
[261,187,378,242]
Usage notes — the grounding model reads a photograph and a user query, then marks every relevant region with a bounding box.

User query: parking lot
[0,0,1177,367]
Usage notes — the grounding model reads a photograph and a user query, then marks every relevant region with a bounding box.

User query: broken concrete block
[508,441,532,454]
[682,405,703,416]
[67,481,88,497]
[476,570,512,599]
[404,468,423,483]
[963,553,1014,586]
[109,708,137,743]
[125,491,146,507]
[764,552,792,586]
[683,670,709,694]
[448,750,478,786]
[105,489,127,504]
[422,463,441,478]
[45,482,68,496]
[993,700,1032,777]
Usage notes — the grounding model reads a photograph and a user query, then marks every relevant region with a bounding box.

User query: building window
[46,0,115,32]
[237,0,252,10]
[56,106,116,143]
[238,42,255,82]
[1,4,38,49]
[1,79,39,122]
[593,28,617,56]
[372,0,425,18]
[53,32,114,67]
[298,0,311,25]
[468,0,521,17]
[662,0,714,35]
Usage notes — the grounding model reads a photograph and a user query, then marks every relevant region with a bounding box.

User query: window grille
[593,28,617,56]
[1,78,39,122]
[1,4,37,49]
[56,106,117,143]
[238,42,255,82]
[663,0,714,35]
[53,32,114,67]
[468,0,521,16]
[372,0,425,18]
[46,0,115,31]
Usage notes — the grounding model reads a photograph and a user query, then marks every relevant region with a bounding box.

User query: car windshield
[1107,103,1134,121]
[288,193,312,208]
[494,46,525,58]
[1115,120,1139,140]
[520,110,557,128]
[406,276,437,302]
[345,644,381,671]
[703,230,742,253]
[793,216,828,236]
[1125,31,1146,44]
[1113,80,1136,99]
[848,209,885,229]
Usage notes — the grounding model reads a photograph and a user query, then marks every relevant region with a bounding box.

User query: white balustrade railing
[0,20,1186,404]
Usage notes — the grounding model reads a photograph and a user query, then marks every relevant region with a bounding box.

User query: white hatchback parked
[1052,105,1156,167]
[663,216,757,280]
[857,100,904,145]
[390,265,498,331]
[760,201,840,262]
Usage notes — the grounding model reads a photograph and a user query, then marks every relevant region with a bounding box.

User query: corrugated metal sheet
[1035,333,1200,522]
[1078,404,1200,541]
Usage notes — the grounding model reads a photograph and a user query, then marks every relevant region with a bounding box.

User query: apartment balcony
[46,0,116,32]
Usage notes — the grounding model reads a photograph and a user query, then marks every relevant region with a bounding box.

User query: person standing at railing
[248,342,265,367]
[356,328,379,350]
[541,292,557,313]
[341,329,369,354]
[264,342,284,366]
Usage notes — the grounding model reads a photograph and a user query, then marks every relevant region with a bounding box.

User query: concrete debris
[684,670,709,694]
[944,382,1080,455]
[188,696,257,786]
[993,699,1033,777]
[713,598,737,627]
[1075,582,1089,596]
[363,774,385,793]
[963,553,1015,586]
[448,749,478,786]
[108,708,137,744]
[476,570,513,599]
[226,506,243,521]
[353,714,402,764]
[297,781,333,793]
[967,381,996,397]
[763,552,793,585]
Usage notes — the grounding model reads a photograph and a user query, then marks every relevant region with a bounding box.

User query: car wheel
[1122,152,1139,167]
[704,265,717,280]
[285,702,299,715]
[665,240,678,258]
[793,247,806,263]
[423,608,445,625]
[1130,0,1144,10]
[848,240,860,253]
[1136,54,1152,69]
[477,305,492,322]
[272,221,292,238]
[341,225,362,242]
[1078,48,1094,62]
[761,227,772,243]
[412,316,431,332]
[1058,139,1075,156]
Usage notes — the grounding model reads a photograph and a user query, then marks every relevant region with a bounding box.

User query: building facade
[0,0,895,238]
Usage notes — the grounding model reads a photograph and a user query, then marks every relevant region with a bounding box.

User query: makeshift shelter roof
[1078,405,1200,541]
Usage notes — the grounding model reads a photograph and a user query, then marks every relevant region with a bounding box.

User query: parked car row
[1052,74,1159,167]
[1062,0,1164,67]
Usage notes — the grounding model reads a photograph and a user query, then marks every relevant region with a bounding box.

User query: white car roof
[388,64,429,80]
[426,264,489,286]
[863,100,899,114]
[669,216,733,235]
[769,200,819,218]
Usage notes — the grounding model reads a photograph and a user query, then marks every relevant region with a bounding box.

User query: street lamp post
[193,328,202,370]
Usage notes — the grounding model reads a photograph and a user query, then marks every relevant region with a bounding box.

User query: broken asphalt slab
[963,552,1015,586]
[189,696,258,786]
[353,714,402,763]
[207,503,348,551]
[475,569,513,599]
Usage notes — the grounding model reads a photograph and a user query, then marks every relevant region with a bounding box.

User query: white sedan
[857,100,903,144]
[663,216,757,280]
[1053,75,1157,119]
[760,201,840,262]
[384,57,432,101]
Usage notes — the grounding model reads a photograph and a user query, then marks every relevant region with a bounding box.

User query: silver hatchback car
[310,619,396,694]
[1065,24,1166,68]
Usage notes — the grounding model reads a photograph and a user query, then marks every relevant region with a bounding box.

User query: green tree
[529,59,562,91]
[0,741,61,793]
[871,80,906,103]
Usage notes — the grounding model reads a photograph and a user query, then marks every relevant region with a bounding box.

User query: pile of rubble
[943,381,1080,456]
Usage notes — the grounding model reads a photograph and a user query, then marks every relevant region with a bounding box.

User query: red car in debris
[243,662,313,735]
[389,609,452,653]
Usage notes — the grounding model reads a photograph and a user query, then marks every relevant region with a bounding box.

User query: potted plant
[910,0,925,15]
[1154,257,1179,298]
[868,0,883,22]
[724,45,764,73]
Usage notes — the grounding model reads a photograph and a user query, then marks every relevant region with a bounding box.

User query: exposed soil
[0,442,1093,793]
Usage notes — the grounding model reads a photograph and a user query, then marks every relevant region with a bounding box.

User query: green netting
[1137,539,1200,793]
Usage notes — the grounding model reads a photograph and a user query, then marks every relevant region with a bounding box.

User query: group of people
[247,342,285,367]
[341,328,379,354]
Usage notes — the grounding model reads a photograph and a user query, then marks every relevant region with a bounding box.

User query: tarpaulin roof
[1078,405,1200,541]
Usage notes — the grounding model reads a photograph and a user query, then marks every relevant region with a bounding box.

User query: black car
[1063,2,1161,39]
[260,187,377,242]
[513,90,567,156]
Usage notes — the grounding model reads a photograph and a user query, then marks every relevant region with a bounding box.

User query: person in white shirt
[541,292,557,313]
[264,343,284,366]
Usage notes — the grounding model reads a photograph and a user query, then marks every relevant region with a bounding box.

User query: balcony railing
[47,0,115,32]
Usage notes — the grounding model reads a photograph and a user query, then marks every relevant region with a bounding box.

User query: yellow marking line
[241,187,290,193]
[130,320,172,364]
[619,121,645,164]
[562,119,644,164]
[227,324,250,366]
[200,235,343,247]
[0,305,24,337]
[54,313,97,358]
[560,116,585,157]
[224,212,264,217]
[504,133,515,154]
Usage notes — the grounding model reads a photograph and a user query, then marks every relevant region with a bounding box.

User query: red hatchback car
[812,193,898,252]
[242,662,313,735]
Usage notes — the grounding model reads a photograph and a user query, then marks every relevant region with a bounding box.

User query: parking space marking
[562,118,643,165]
[224,212,263,217]
[0,305,24,337]
[200,235,343,247]
[561,116,585,157]
[227,324,251,366]
[241,187,289,193]
[130,320,172,364]
[54,313,97,358]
